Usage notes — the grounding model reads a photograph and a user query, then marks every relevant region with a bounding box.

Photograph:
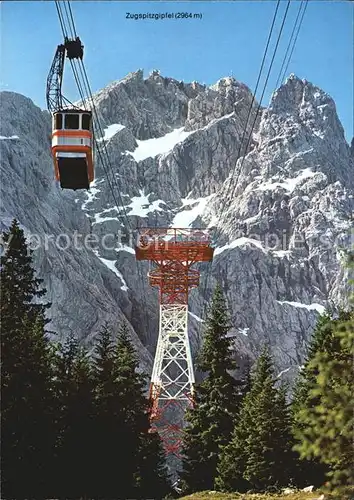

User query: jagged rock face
[0,72,352,383]
[185,77,256,131]
[0,91,153,371]
[92,69,199,140]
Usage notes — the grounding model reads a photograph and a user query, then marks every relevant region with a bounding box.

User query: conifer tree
[291,313,337,487]
[116,321,154,496]
[291,256,353,491]
[215,387,252,493]
[1,220,55,499]
[292,313,338,417]
[91,323,124,498]
[240,355,252,398]
[135,430,171,499]
[116,322,170,499]
[216,347,296,493]
[180,284,242,494]
[1,219,50,327]
[91,322,170,498]
[294,309,354,492]
[54,334,96,498]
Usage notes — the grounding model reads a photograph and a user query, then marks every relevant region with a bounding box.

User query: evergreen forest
[1,219,353,499]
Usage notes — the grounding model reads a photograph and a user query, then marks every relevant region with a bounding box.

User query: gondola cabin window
[51,110,94,189]
[65,114,80,129]
[53,112,92,131]
[46,36,93,190]
[82,113,91,130]
[54,113,63,130]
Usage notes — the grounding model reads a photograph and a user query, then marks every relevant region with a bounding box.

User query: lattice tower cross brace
[135,228,214,457]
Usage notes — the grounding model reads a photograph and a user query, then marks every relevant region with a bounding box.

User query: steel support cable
[74,59,131,223]
[198,0,288,329]
[54,6,130,234]
[64,2,152,337]
[54,2,152,335]
[61,2,124,198]
[70,60,89,110]
[67,0,78,38]
[56,0,133,229]
[61,3,116,158]
[74,58,91,106]
[63,0,77,39]
[77,59,134,229]
[55,1,87,110]
[67,57,88,111]
[197,0,293,350]
[64,0,93,115]
[198,0,296,356]
[211,0,281,243]
[55,9,144,331]
[62,0,76,40]
[55,1,68,39]
[196,0,294,363]
[72,46,154,336]
[281,0,308,83]
[61,1,88,110]
[55,9,127,226]
[213,0,292,245]
[275,0,306,90]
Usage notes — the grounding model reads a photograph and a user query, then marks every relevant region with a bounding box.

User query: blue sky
[1,1,353,141]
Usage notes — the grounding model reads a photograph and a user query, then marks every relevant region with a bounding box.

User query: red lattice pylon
[135,228,214,457]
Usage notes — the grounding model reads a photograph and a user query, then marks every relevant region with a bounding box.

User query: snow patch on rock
[214,237,266,256]
[277,300,326,314]
[98,123,125,142]
[256,168,317,193]
[129,127,194,162]
[126,190,166,217]
[171,195,214,228]
[81,179,104,211]
[277,367,291,378]
[0,135,19,140]
[115,244,135,255]
[96,254,129,292]
[188,311,204,322]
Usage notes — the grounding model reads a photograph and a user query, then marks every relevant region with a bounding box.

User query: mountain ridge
[0,71,352,382]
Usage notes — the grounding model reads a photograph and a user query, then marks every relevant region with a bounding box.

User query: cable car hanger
[46,35,94,191]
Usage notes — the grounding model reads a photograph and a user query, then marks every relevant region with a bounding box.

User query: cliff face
[1,71,352,380]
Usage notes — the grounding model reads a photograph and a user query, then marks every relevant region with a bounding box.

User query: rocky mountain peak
[0,71,352,384]
[0,91,50,146]
[270,74,332,111]
[269,74,346,145]
[126,68,144,82]
[185,75,257,132]
[91,69,200,140]
[210,75,250,93]
[254,74,352,190]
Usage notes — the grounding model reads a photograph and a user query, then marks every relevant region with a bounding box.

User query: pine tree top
[1,219,50,328]
[197,283,236,374]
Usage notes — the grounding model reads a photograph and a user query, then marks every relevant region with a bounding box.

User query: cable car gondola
[46,37,94,190]
[51,108,93,190]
